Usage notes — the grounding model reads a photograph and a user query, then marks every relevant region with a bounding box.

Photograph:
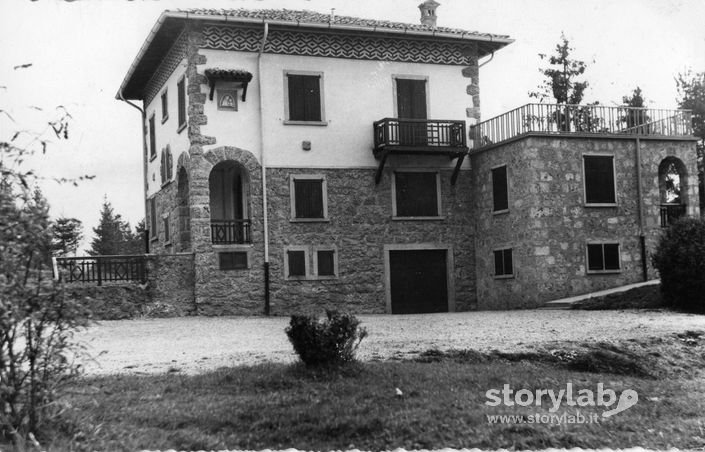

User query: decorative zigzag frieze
[202,25,472,66]
[145,32,188,106]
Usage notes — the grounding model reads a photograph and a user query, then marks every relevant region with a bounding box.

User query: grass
[30,331,705,451]
[571,283,666,310]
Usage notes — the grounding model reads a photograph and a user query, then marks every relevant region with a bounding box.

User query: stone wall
[471,136,699,309]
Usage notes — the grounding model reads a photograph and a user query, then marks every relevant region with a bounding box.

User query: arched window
[658,157,688,227]
[208,161,251,244]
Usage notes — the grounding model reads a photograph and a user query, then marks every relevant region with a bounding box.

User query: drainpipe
[635,137,647,281]
[258,22,271,315]
[117,90,149,254]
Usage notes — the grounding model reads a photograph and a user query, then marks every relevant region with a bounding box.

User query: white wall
[145,59,189,197]
[199,50,472,169]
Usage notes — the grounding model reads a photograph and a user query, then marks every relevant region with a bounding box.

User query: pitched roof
[118,8,513,100]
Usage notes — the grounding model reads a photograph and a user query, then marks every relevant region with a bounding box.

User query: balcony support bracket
[451,153,466,185]
[375,151,389,185]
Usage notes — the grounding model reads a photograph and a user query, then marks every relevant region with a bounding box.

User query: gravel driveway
[76,310,705,375]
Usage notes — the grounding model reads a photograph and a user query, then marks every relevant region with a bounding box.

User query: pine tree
[88,198,133,256]
[51,216,83,257]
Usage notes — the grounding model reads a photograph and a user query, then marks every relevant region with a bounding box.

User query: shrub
[285,310,368,367]
[652,218,705,312]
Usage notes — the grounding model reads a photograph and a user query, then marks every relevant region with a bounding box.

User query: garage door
[389,249,448,314]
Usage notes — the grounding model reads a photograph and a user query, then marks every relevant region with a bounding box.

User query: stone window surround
[383,243,456,314]
[283,70,327,126]
[213,244,253,270]
[491,163,509,215]
[284,245,311,280]
[391,74,430,118]
[582,153,617,207]
[391,170,444,220]
[289,174,329,222]
[493,246,514,279]
[585,241,622,274]
[312,245,339,279]
[160,88,169,124]
[283,245,339,280]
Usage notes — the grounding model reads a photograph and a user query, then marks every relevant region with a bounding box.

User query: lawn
[39,331,705,451]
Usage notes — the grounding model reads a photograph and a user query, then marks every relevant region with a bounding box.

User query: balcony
[372,118,469,184]
[660,204,687,228]
[470,104,693,151]
[211,219,251,244]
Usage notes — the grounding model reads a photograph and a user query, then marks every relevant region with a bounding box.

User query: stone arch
[658,156,688,226]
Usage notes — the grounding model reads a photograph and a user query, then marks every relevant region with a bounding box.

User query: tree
[676,70,705,213]
[621,86,649,131]
[51,216,84,257]
[529,33,589,105]
[88,199,144,255]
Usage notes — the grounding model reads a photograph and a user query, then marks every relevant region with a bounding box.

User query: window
[286,249,307,278]
[394,172,440,218]
[163,216,170,243]
[149,197,157,240]
[290,175,327,220]
[314,248,337,278]
[494,248,513,278]
[587,243,621,273]
[148,114,156,160]
[161,90,168,123]
[395,77,427,119]
[219,252,248,270]
[492,165,509,212]
[583,155,616,205]
[285,72,324,123]
[177,76,186,130]
[160,146,173,186]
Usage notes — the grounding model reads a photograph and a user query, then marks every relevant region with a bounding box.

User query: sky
[1,0,704,252]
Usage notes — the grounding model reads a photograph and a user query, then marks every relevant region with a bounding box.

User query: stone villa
[107,3,699,315]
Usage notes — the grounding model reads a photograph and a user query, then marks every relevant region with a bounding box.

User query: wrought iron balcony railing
[470,104,693,150]
[54,255,147,285]
[373,118,468,157]
[660,204,687,228]
[211,219,251,244]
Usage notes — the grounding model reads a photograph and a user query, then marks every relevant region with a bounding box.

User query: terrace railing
[470,104,693,150]
[373,118,467,155]
[211,219,251,244]
[54,255,147,285]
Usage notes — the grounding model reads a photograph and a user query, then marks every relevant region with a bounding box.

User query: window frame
[177,75,187,132]
[289,174,329,222]
[160,89,169,124]
[493,247,514,279]
[585,242,622,274]
[219,251,249,271]
[148,114,156,161]
[283,70,326,126]
[392,170,443,220]
[491,164,509,214]
[312,246,338,279]
[284,246,310,280]
[582,154,617,207]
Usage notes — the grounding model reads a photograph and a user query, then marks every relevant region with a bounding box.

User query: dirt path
[75,309,705,375]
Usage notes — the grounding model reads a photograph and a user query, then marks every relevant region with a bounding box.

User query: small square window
[285,72,323,123]
[287,250,307,277]
[220,252,248,270]
[587,243,621,273]
[316,250,336,277]
[394,172,440,217]
[584,155,616,205]
[161,90,169,123]
[494,248,513,278]
[492,165,509,212]
[177,77,186,130]
[148,114,156,160]
[291,176,327,220]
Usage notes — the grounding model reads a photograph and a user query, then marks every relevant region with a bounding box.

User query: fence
[54,255,147,285]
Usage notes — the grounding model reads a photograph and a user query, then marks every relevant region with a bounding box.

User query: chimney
[418,0,440,27]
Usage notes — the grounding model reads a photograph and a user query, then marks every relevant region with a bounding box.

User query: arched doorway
[208,161,251,244]
[176,167,191,252]
[658,157,688,227]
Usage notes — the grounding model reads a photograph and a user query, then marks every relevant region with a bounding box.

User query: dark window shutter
[603,244,620,270]
[492,166,509,211]
[395,172,438,217]
[494,250,504,275]
[587,244,604,271]
[494,249,513,276]
[503,249,513,275]
[288,74,321,121]
[149,116,156,158]
[396,79,427,119]
[177,79,186,126]
[584,156,615,204]
[287,250,306,276]
[317,250,335,276]
[294,179,324,218]
[161,92,168,120]
[149,198,157,239]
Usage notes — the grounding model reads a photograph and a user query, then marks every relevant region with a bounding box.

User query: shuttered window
[584,156,616,204]
[494,248,513,277]
[317,250,336,276]
[492,165,509,212]
[148,114,156,159]
[396,78,427,119]
[587,243,620,272]
[287,250,306,277]
[177,77,186,129]
[287,74,322,122]
[293,178,325,219]
[395,172,439,217]
[161,90,168,122]
[149,197,157,239]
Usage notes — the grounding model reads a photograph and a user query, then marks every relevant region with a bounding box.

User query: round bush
[652,218,705,312]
